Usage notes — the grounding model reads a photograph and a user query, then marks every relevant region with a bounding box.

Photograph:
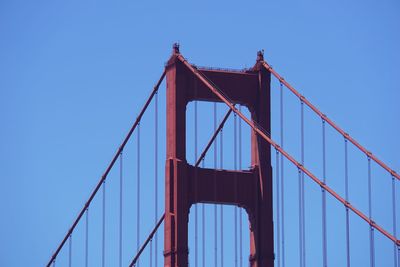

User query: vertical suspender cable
[368,156,375,267]
[149,116,155,267]
[298,165,303,267]
[119,152,123,267]
[150,235,153,267]
[202,159,206,267]
[154,91,159,267]
[85,208,89,267]
[102,180,106,267]
[137,123,141,267]
[150,239,153,267]
[69,235,72,267]
[280,81,286,267]
[234,113,238,267]
[344,138,350,267]
[238,106,243,267]
[198,106,204,267]
[302,104,306,267]
[300,100,306,267]
[276,148,281,267]
[214,103,218,267]
[322,119,327,267]
[195,100,198,267]
[220,126,224,267]
[392,174,398,267]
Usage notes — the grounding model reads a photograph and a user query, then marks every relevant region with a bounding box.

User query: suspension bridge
[46,44,399,267]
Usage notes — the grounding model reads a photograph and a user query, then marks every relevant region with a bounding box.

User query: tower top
[257,50,264,62]
[173,43,180,54]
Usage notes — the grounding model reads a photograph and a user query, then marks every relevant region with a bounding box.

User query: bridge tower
[164,44,274,267]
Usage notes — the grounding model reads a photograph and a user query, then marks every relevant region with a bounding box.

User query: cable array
[48,53,400,267]
[179,53,399,254]
[46,71,166,267]
[262,60,400,181]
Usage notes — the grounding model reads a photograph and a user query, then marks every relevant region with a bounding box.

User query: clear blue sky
[0,0,399,266]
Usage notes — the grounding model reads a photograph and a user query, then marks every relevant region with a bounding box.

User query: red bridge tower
[164,44,274,267]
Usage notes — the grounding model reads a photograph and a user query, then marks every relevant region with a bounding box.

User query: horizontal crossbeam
[188,166,256,209]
